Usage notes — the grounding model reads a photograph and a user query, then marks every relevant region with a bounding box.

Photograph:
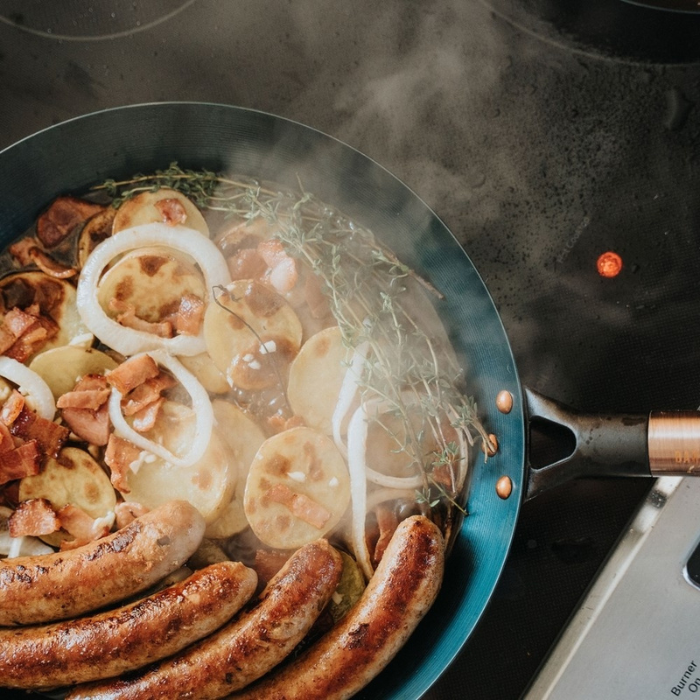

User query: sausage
[0,499,205,626]
[227,515,445,700]
[0,561,258,690]
[67,538,343,700]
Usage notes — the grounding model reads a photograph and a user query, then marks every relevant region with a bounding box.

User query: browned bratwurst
[227,515,445,700]
[68,539,343,700]
[0,500,205,626]
[0,561,258,690]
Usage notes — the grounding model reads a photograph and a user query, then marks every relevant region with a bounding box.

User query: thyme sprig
[95,163,491,515]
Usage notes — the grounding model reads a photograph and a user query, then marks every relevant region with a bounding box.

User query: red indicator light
[597,251,622,278]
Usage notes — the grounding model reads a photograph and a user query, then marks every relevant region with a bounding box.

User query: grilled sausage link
[0,500,205,626]
[68,539,343,700]
[228,515,445,700]
[0,561,257,690]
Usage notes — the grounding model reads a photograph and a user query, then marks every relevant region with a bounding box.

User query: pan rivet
[482,433,498,456]
[496,390,513,414]
[496,476,512,499]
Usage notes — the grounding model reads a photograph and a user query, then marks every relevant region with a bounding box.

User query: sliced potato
[29,345,117,398]
[205,400,266,539]
[97,247,205,325]
[288,326,351,434]
[112,188,209,237]
[203,279,302,392]
[19,446,117,546]
[179,353,229,394]
[121,401,236,525]
[244,427,350,549]
[0,272,90,354]
[77,206,117,268]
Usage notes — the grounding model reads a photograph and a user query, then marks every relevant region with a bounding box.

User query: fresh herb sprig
[94,163,491,517]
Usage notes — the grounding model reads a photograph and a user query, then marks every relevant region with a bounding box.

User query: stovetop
[1,2,699,698]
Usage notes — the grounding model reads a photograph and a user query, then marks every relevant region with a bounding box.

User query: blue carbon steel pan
[0,102,525,700]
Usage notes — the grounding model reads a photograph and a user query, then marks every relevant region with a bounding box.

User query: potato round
[244,427,350,549]
[77,206,117,268]
[112,188,209,237]
[203,279,302,391]
[205,400,266,538]
[29,345,117,399]
[121,401,236,525]
[0,272,89,354]
[288,326,351,434]
[96,247,205,325]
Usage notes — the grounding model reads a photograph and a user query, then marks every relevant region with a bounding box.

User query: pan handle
[523,388,700,500]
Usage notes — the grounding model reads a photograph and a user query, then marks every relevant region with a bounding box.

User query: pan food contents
[0,163,492,697]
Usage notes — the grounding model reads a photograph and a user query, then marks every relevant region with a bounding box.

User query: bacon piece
[106,354,160,395]
[57,503,111,550]
[0,390,25,427]
[3,307,38,337]
[121,372,176,416]
[265,482,332,530]
[1,306,59,363]
[104,434,143,493]
[155,198,188,226]
[170,293,204,336]
[0,422,15,454]
[59,374,111,446]
[29,248,77,279]
[10,408,69,459]
[114,501,149,530]
[258,239,299,294]
[36,196,104,249]
[253,549,291,586]
[227,248,267,281]
[0,326,16,355]
[57,387,111,410]
[8,498,61,538]
[131,397,164,433]
[0,440,41,486]
[372,503,399,566]
[109,299,174,338]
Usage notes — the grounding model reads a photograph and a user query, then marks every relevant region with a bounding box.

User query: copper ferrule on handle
[648,411,700,475]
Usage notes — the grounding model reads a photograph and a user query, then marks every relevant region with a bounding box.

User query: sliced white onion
[331,341,369,458]
[108,350,214,469]
[0,356,56,420]
[77,223,231,357]
[346,403,374,581]
[0,534,53,558]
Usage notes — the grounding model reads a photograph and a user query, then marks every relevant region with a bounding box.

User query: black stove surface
[1,2,699,698]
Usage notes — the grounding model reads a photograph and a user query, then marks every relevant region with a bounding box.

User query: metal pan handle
[524,388,700,500]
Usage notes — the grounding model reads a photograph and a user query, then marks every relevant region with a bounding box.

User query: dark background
[1,1,699,698]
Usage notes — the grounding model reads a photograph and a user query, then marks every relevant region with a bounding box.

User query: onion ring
[108,350,214,469]
[77,223,231,357]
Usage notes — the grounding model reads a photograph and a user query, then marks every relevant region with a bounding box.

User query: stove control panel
[526,476,700,700]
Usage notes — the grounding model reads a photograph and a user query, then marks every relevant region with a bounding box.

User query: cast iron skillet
[0,103,691,699]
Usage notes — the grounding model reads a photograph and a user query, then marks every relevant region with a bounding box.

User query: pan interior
[0,103,525,699]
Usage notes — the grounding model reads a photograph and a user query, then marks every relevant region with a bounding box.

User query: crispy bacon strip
[170,293,205,336]
[10,408,69,459]
[131,397,164,433]
[227,248,267,281]
[0,390,25,427]
[0,422,15,454]
[106,354,160,396]
[0,305,59,363]
[8,498,61,538]
[57,503,111,550]
[0,440,41,486]
[114,501,149,530]
[258,239,299,294]
[266,482,332,530]
[121,372,176,416]
[109,299,174,338]
[57,387,111,411]
[36,196,104,249]
[3,307,38,337]
[104,434,142,493]
[155,198,188,226]
[59,375,111,446]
